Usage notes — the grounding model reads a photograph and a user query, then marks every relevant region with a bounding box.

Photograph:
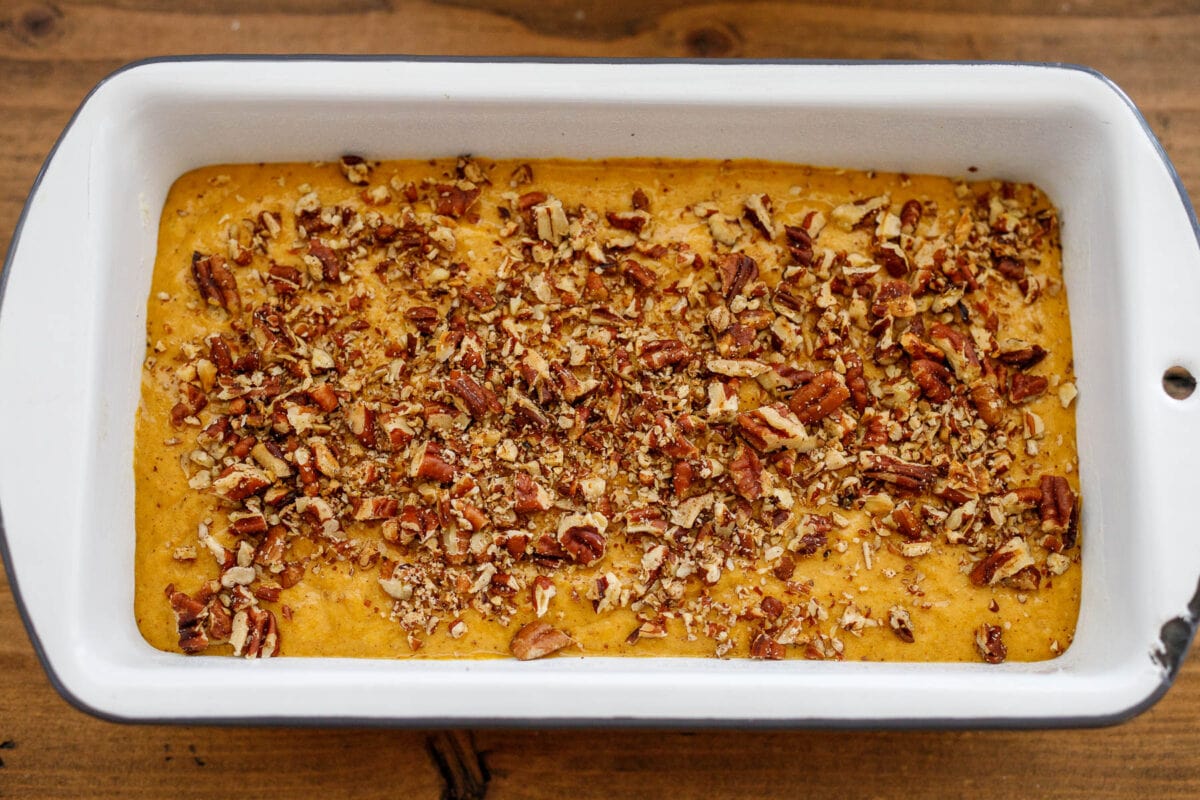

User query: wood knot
[684,23,740,58]
[12,3,63,46]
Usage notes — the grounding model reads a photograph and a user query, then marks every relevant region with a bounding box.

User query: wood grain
[2,1,1199,797]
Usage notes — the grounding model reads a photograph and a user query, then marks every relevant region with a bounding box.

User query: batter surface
[136,156,1080,662]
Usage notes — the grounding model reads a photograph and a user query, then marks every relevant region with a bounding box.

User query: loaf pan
[2,58,1199,726]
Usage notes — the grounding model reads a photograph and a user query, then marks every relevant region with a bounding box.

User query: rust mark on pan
[1153,573,1200,678]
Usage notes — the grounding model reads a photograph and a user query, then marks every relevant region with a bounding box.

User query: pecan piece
[1010,373,1048,403]
[170,383,208,427]
[410,441,456,483]
[843,352,868,413]
[743,194,774,239]
[352,496,399,521]
[307,383,340,412]
[872,280,916,318]
[969,537,1035,586]
[307,239,342,283]
[1039,475,1076,535]
[191,252,240,313]
[969,381,1006,428]
[737,404,815,452]
[557,512,608,566]
[860,454,936,491]
[241,608,279,659]
[211,463,273,502]
[405,305,440,334]
[607,210,650,233]
[729,445,765,501]
[749,632,785,660]
[911,359,954,403]
[899,199,922,234]
[339,154,371,185]
[788,370,850,424]
[433,183,481,218]
[993,255,1025,281]
[510,621,573,661]
[514,472,552,514]
[783,225,814,266]
[975,624,1007,664]
[929,322,980,382]
[461,285,496,311]
[888,606,916,643]
[717,253,759,300]
[622,259,657,289]
[995,340,1048,370]
[347,402,377,448]
[640,339,693,371]
[875,243,909,277]
[446,370,502,418]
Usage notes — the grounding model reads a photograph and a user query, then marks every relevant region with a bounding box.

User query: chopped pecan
[352,496,399,521]
[461,285,496,311]
[510,621,573,661]
[975,624,1007,664]
[843,352,868,412]
[717,253,759,300]
[241,608,279,659]
[784,225,814,266]
[405,305,440,334]
[872,280,916,318]
[900,331,947,363]
[514,472,552,514]
[875,243,909,277]
[339,154,371,185]
[1006,565,1042,592]
[622,259,657,289]
[788,370,850,424]
[607,210,650,233]
[743,194,774,239]
[736,404,815,452]
[307,239,342,283]
[230,513,268,536]
[929,322,980,382]
[860,454,937,491]
[446,370,502,418]
[760,596,785,620]
[899,199,922,234]
[211,463,273,502]
[729,445,765,501]
[433,183,481,218]
[558,512,608,566]
[307,383,340,412]
[191,252,240,313]
[969,537,1035,586]
[749,632,785,660]
[995,340,1048,370]
[911,359,954,403]
[1010,373,1048,403]
[993,255,1025,281]
[410,441,456,483]
[969,381,1006,428]
[170,383,208,427]
[888,606,915,643]
[1039,475,1076,535]
[347,402,377,447]
[640,339,693,371]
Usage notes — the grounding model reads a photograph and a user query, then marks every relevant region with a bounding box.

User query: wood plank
[2,1,1199,797]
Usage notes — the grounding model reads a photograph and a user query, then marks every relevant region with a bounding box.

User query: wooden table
[2,2,1198,797]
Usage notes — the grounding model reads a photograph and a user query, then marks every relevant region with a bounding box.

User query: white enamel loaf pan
[2,58,1200,727]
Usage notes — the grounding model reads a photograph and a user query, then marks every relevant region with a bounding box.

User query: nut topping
[145,158,1078,665]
